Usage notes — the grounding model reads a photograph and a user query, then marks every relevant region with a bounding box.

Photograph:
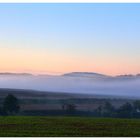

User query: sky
[0,3,140,75]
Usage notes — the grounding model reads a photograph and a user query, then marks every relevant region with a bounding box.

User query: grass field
[0,116,140,137]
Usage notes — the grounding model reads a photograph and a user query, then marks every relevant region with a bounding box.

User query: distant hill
[63,72,111,79]
[0,72,139,79]
[63,72,140,80]
[115,74,140,80]
[0,73,33,76]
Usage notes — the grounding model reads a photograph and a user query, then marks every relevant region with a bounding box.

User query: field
[0,116,140,137]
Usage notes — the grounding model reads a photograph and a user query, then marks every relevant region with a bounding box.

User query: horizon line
[0,71,139,77]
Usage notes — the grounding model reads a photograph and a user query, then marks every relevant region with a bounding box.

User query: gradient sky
[0,3,140,75]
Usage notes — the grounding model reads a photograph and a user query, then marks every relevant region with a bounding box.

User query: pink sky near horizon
[0,47,139,76]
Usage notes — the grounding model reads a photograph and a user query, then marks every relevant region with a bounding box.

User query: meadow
[0,116,140,137]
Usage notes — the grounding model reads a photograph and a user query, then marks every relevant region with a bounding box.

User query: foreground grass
[0,116,140,137]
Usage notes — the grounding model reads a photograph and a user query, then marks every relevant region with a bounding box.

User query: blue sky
[0,3,140,75]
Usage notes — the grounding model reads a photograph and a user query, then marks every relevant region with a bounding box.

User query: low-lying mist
[0,74,139,98]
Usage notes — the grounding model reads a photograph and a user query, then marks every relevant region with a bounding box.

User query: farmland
[0,116,140,137]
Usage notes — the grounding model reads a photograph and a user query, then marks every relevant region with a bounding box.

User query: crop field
[0,116,140,137]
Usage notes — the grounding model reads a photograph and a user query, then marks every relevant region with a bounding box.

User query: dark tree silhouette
[104,101,114,111]
[67,104,76,112]
[0,107,3,115]
[132,100,140,118]
[62,104,76,113]
[0,107,7,116]
[3,94,20,115]
[95,105,103,117]
[117,102,133,118]
[102,101,115,117]
[133,100,140,112]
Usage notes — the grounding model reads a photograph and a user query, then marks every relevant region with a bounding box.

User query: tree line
[1,94,140,118]
[94,101,140,118]
[61,100,140,118]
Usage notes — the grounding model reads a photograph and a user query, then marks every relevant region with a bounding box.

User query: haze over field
[0,72,139,98]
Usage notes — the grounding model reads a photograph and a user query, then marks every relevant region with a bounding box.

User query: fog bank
[0,75,139,98]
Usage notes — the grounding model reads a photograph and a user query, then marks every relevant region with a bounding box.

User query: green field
[0,116,140,137]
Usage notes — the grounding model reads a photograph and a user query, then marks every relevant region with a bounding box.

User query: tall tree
[3,94,20,115]
[102,101,115,117]
[133,100,140,112]
[117,102,133,118]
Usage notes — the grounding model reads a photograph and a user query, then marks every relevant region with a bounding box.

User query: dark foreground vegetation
[1,90,140,118]
[1,89,140,137]
[1,116,140,137]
